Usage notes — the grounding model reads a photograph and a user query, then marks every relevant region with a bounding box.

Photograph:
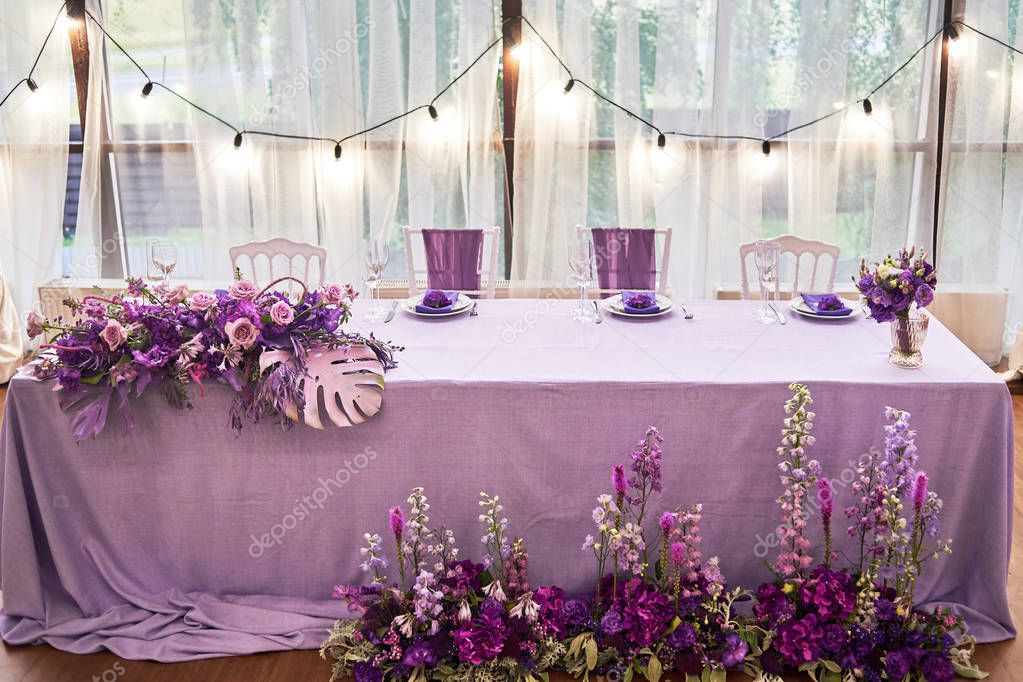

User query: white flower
[484,580,506,602]
[509,592,539,622]
[458,600,472,623]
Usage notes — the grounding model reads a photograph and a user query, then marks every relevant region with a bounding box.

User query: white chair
[739,235,840,299]
[576,226,673,296]
[403,226,500,299]
[229,237,327,291]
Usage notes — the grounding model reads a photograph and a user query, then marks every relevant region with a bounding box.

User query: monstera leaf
[300,345,385,428]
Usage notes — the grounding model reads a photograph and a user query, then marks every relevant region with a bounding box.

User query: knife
[384,300,398,323]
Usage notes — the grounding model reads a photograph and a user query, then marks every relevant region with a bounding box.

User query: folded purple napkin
[622,290,660,315]
[415,290,460,314]
[801,293,853,316]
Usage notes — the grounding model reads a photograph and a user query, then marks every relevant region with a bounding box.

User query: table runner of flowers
[322,384,986,682]
[26,276,401,439]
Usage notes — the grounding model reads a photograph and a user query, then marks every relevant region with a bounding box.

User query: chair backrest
[739,235,840,299]
[228,238,327,292]
[576,226,673,296]
[403,226,500,299]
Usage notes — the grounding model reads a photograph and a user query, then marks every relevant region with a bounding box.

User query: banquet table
[0,299,1014,661]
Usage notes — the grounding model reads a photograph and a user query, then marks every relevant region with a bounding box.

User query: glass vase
[889,312,929,369]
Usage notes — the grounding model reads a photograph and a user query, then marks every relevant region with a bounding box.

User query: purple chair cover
[422,229,484,294]
[590,228,657,297]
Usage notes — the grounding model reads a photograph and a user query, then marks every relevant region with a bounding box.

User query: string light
[1,8,1021,166]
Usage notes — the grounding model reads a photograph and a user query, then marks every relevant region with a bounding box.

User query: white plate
[401,293,474,318]
[601,293,674,318]
[788,296,864,321]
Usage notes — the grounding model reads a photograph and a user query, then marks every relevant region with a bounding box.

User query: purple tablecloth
[0,300,1014,660]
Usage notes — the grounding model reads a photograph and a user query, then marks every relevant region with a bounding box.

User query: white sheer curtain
[941,1,1023,360]
[512,0,939,296]
[0,2,70,332]
[75,0,501,286]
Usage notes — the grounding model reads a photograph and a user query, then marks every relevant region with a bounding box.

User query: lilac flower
[915,283,934,307]
[885,649,915,681]
[721,633,749,668]
[817,294,844,311]
[773,383,818,578]
[422,290,453,309]
[562,599,591,627]
[817,478,833,519]
[627,427,664,506]
[666,621,696,649]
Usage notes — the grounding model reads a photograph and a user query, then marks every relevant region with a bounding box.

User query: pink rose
[164,284,190,305]
[26,310,45,339]
[101,319,128,351]
[225,317,259,349]
[189,291,217,312]
[228,280,259,300]
[269,300,294,326]
[320,283,344,305]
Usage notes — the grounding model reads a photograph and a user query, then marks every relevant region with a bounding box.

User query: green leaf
[623,666,634,682]
[584,638,598,670]
[685,675,700,682]
[823,659,842,673]
[953,662,990,679]
[709,670,726,682]
[647,656,662,682]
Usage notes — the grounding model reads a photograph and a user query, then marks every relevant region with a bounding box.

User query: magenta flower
[913,471,929,511]
[658,511,675,535]
[776,614,823,665]
[389,505,404,537]
[670,541,685,566]
[612,464,627,500]
[817,478,833,520]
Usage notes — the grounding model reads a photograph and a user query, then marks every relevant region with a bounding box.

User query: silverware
[679,302,694,320]
[383,300,398,323]
[768,301,787,325]
[592,300,603,324]
[469,301,479,317]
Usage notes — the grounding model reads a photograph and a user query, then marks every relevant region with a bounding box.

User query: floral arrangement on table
[855,247,937,323]
[743,384,985,682]
[26,275,400,439]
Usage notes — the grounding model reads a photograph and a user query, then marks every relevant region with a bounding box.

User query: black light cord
[3,5,1023,158]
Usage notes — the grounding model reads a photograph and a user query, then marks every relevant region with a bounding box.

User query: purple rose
[885,649,914,681]
[624,292,655,309]
[562,599,590,626]
[666,621,696,649]
[101,319,128,351]
[26,310,45,339]
[269,300,295,326]
[228,280,259,300]
[225,317,259,349]
[422,290,453,309]
[189,291,217,312]
[820,623,846,653]
[915,283,934,308]
[600,609,625,635]
[353,662,383,682]
[921,653,954,682]
[402,640,438,668]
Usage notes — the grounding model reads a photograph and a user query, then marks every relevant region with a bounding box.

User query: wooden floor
[0,386,1018,682]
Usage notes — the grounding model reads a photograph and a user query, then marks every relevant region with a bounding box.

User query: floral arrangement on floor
[855,247,937,323]
[321,391,988,682]
[744,384,985,682]
[322,487,568,682]
[567,427,749,682]
[26,275,400,438]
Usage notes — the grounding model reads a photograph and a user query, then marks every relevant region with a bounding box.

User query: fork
[678,302,695,320]
[469,301,479,317]
[592,300,603,324]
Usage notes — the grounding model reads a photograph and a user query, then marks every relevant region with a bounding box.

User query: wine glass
[753,239,781,324]
[363,237,390,321]
[567,238,595,323]
[147,240,178,284]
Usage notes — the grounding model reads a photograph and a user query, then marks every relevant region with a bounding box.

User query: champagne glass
[753,239,781,324]
[148,240,178,284]
[364,237,390,321]
[567,238,595,323]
